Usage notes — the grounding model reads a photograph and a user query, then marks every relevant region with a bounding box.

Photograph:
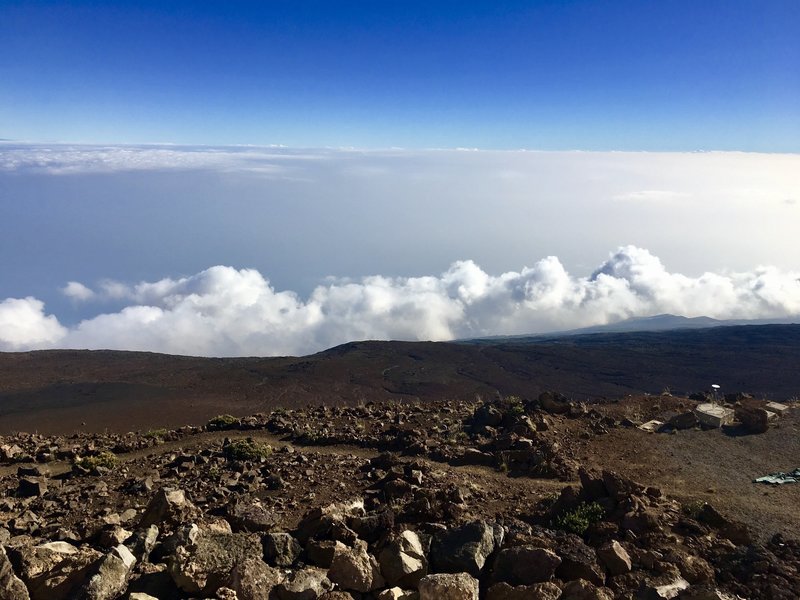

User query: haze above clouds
[1,144,798,356]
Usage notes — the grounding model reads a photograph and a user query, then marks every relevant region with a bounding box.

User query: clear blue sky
[2,0,798,150]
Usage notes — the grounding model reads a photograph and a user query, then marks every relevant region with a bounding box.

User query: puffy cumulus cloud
[0,297,67,351]
[2,247,800,356]
[62,281,95,301]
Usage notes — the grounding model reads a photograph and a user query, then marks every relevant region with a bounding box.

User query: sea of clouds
[2,143,798,356]
[1,245,798,356]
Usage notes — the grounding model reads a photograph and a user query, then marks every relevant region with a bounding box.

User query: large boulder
[328,539,385,593]
[668,412,699,431]
[82,544,137,600]
[596,540,632,576]
[539,392,570,415]
[678,555,714,584]
[418,572,479,600]
[169,528,263,595]
[227,502,277,533]
[139,488,196,528]
[486,581,562,600]
[492,546,561,585]
[430,520,503,577]
[263,532,301,567]
[17,477,47,498]
[378,529,428,588]
[230,557,285,600]
[126,525,159,562]
[10,541,102,600]
[556,536,605,586]
[735,406,770,434]
[1,545,30,600]
[296,499,365,543]
[275,567,333,600]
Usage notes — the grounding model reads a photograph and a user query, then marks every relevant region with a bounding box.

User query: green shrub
[503,395,526,416]
[681,499,706,519]
[224,438,272,461]
[554,501,605,535]
[73,450,118,472]
[144,428,168,439]
[207,414,239,430]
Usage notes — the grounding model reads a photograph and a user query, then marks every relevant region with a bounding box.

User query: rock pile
[1,398,798,599]
[2,439,799,599]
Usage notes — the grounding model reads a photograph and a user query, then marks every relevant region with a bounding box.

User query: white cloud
[0,297,67,351]
[62,281,95,301]
[0,143,328,176]
[2,247,799,356]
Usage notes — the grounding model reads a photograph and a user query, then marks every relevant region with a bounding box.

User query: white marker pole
[711,384,721,405]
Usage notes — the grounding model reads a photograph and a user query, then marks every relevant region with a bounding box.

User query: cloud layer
[2,246,798,356]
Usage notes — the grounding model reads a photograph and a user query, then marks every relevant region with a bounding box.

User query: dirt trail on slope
[0,428,573,502]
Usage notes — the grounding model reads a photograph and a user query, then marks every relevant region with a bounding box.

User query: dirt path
[0,429,381,478]
[0,429,573,500]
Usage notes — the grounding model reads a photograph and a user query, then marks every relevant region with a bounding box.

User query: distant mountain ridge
[463,313,800,344]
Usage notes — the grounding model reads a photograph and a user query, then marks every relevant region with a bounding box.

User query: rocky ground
[1,393,799,599]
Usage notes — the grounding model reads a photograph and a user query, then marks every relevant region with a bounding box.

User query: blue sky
[2,0,799,150]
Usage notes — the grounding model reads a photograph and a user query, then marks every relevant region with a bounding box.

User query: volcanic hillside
[1,324,799,435]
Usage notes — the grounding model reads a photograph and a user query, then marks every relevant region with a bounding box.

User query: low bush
[223,438,272,461]
[73,450,118,473]
[207,414,239,430]
[503,395,526,416]
[553,501,605,535]
[681,499,707,519]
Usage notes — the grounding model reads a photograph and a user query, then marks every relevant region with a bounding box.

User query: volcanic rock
[596,540,632,575]
[139,488,196,527]
[561,578,614,600]
[230,557,285,600]
[82,544,137,600]
[418,572,479,600]
[378,529,428,588]
[275,567,333,600]
[492,545,561,585]
[11,540,103,600]
[169,528,263,595]
[0,544,30,600]
[328,539,385,592]
[430,520,503,576]
[556,535,605,586]
[263,532,301,567]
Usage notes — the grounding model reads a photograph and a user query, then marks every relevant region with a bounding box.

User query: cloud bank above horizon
[2,144,799,356]
[2,246,799,357]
